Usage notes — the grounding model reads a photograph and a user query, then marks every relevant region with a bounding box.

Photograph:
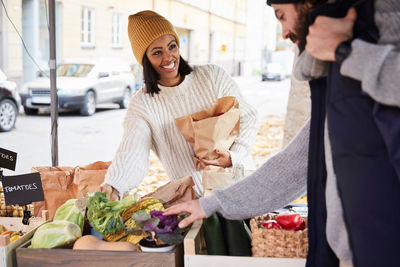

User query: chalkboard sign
[0,147,17,171]
[2,172,44,206]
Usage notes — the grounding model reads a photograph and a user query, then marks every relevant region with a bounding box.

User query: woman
[101,10,257,203]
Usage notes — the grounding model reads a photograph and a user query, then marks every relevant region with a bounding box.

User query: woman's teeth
[162,62,175,69]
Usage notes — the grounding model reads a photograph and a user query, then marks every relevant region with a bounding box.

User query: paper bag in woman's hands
[175,96,240,170]
[143,176,195,208]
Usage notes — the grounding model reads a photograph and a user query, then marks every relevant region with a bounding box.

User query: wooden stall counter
[16,240,183,267]
[184,220,306,267]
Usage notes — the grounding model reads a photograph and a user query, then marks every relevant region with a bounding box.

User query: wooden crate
[184,220,306,267]
[0,211,48,267]
[16,240,184,267]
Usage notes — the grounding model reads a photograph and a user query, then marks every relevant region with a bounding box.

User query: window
[81,7,95,47]
[112,13,122,48]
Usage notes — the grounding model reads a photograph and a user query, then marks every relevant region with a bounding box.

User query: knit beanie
[128,10,180,65]
[266,0,302,6]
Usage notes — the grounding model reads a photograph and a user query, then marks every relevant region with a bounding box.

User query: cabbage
[29,220,82,248]
[53,198,87,232]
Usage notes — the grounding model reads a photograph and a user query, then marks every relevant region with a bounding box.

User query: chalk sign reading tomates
[2,172,44,206]
[0,147,17,171]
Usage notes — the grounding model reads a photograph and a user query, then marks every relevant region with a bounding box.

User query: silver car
[19,60,136,116]
[0,69,20,132]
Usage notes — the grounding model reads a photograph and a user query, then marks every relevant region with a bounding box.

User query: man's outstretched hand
[163,200,207,228]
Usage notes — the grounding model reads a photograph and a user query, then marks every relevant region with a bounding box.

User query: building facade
[1,0,274,86]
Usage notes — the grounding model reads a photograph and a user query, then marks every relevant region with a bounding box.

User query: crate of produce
[16,239,183,267]
[184,220,306,267]
[0,211,48,267]
[250,213,308,258]
[15,193,186,267]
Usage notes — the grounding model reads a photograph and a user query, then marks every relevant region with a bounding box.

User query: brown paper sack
[73,161,112,198]
[202,166,253,197]
[32,161,111,220]
[175,96,240,170]
[32,166,75,220]
[144,176,195,208]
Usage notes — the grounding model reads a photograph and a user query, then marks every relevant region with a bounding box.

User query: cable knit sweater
[104,64,258,196]
[200,1,400,265]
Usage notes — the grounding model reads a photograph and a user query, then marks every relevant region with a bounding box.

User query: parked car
[261,63,285,81]
[0,69,20,132]
[131,63,144,91]
[19,60,136,116]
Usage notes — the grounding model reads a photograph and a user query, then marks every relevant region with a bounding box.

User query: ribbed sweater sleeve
[210,64,258,167]
[200,120,310,219]
[103,64,258,197]
[103,110,151,195]
[340,0,400,107]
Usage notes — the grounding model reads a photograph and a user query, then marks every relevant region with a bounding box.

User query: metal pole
[49,0,58,166]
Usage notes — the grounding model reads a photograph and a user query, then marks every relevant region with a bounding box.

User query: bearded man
[164,1,400,267]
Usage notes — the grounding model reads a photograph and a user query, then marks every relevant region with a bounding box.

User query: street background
[0,0,305,196]
[1,78,290,188]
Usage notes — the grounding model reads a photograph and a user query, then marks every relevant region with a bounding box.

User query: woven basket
[250,213,308,258]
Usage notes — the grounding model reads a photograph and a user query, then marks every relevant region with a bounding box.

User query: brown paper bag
[202,166,253,197]
[144,176,195,208]
[175,96,240,170]
[31,166,75,220]
[73,161,112,198]
[32,161,111,220]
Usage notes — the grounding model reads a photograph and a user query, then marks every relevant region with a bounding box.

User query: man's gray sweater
[200,0,400,265]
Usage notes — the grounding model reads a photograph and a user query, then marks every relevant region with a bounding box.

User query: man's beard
[290,6,310,53]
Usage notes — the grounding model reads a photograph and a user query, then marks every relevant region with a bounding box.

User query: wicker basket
[250,213,308,258]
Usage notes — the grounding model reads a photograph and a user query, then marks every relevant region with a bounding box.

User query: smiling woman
[101,11,258,256]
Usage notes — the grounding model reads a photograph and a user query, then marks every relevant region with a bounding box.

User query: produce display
[0,185,34,217]
[73,235,139,251]
[28,192,182,252]
[29,220,82,248]
[0,229,25,243]
[260,212,306,231]
[53,198,87,232]
[87,192,137,235]
[104,197,164,243]
[251,213,308,258]
[128,210,189,246]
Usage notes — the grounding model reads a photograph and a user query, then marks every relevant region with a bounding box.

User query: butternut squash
[73,235,139,251]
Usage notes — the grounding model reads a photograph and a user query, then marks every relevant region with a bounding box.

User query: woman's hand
[200,149,232,168]
[100,183,120,201]
[163,200,206,228]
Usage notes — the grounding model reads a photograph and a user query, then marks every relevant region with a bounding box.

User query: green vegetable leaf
[87,192,137,235]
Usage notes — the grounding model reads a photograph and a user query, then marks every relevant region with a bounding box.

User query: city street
[1,77,290,176]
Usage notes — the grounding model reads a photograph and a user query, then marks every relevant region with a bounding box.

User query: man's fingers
[346,8,357,22]
[178,215,196,228]
[163,203,188,216]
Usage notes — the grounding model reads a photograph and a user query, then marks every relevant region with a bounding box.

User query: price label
[2,172,44,206]
[0,147,17,171]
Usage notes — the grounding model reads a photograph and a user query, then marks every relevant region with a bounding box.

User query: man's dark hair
[267,0,327,8]
[298,0,328,8]
[142,54,193,96]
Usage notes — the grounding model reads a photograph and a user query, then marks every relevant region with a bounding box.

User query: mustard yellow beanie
[128,10,180,65]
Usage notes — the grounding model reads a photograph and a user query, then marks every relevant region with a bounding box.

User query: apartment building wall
[2,0,23,83]
[2,0,255,85]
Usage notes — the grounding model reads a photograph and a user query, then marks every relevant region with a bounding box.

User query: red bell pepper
[276,213,305,231]
[261,219,282,230]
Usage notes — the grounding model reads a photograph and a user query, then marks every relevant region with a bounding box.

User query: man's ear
[305,2,314,9]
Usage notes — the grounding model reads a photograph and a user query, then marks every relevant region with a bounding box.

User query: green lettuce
[53,198,87,232]
[29,220,82,248]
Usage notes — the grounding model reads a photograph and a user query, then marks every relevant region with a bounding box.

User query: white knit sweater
[104,64,258,196]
